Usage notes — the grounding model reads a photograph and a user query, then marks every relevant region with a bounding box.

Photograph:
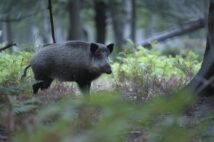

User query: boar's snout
[103,65,112,74]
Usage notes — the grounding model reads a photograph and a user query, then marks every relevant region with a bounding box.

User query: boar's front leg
[77,81,91,94]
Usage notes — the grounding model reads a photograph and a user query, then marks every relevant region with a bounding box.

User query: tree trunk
[108,0,126,50]
[25,17,34,44]
[0,23,2,43]
[145,14,154,38]
[187,0,214,96]
[3,18,13,52]
[131,0,136,43]
[4,19,13,43]
[94,0,107,44]
[67,0,82,40]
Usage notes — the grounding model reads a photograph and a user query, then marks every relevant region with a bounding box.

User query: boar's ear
[107,43,114,54]
[90,43,99,54]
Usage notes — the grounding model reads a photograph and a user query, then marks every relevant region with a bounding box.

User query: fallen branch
[0,42,16,52]
[141,18,205,48]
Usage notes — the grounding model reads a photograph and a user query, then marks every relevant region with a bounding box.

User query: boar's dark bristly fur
[22,41,114,94]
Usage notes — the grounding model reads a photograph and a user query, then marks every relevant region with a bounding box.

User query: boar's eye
[90,43,99,54]
[107,43,114,54]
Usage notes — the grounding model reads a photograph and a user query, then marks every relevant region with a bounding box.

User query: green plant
[111,44,201,101]
[0,51,32,95]
[113,45,200,78]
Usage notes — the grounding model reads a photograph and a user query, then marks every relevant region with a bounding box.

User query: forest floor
[0,77,115,142]
[0,76,214,142]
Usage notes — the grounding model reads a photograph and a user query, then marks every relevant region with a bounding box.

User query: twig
[0,42,16,52]
[48,0,56,43]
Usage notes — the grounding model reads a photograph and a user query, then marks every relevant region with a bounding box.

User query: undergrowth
[112,44,200,101]
[0,51,32,95]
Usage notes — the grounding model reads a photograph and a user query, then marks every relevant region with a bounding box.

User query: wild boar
[21,41,114,94]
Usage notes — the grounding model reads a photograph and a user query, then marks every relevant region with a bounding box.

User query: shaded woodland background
[0,0,208,51]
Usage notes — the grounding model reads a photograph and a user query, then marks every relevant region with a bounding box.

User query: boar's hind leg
[77,81,91,94]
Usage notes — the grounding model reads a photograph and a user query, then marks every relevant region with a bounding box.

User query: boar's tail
[21,64,31,80]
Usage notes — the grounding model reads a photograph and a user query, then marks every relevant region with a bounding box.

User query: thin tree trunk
[67,0,82,40]
[131,0,136,43]
[48,0,56,43]
[94,0,107,44]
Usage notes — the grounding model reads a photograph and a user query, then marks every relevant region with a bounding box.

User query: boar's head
[89,43,114,75]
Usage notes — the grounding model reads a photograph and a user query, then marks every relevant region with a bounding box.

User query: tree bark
[94,0,107,44]
[67,0,82,40]
[187,0,214,96]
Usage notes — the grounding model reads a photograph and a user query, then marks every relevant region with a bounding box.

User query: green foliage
[109,43,201,100]
[0,51,31,95]
[13,91,212,142]
[112,45,200,79]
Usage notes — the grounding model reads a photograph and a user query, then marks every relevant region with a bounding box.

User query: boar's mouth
[104,67,112,74]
